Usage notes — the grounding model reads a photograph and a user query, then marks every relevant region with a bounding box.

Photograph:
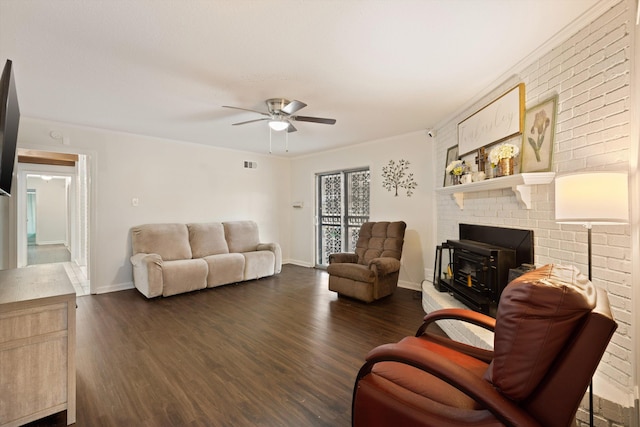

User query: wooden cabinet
[0,264,76,426]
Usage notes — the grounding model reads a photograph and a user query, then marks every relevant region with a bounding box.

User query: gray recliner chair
[327,221,406,303]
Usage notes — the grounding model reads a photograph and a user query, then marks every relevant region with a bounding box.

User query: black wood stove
[435,224,533,316]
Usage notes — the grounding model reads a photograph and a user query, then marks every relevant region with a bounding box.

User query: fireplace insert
[435,224,533,316]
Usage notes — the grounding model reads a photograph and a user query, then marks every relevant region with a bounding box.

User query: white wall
[433,0,635,407]
[14,117,292,293]
[289,131,436,289]
[0,197,8,269]
[27,176,68,245]
[632,0,640,417]
[0,168,19,269]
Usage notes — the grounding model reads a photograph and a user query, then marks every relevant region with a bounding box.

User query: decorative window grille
[317,168,370,266]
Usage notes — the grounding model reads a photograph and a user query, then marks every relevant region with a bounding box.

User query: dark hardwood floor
[26,264,435,427]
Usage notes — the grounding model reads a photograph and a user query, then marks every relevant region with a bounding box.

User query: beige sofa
[130,220,282,298]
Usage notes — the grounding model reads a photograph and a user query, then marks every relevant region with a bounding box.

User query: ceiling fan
[222,98,336,133]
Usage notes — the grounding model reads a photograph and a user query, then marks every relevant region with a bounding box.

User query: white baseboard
[398,280,421,292]
[283,259,314,268]
[94,281,134,294]
[35,240,68,246]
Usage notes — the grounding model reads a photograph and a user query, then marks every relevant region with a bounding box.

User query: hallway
[27,243,89,296]
[27,243,70,264]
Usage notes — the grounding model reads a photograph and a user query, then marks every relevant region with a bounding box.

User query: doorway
[16,150,91,296]
[316,168,370,267]
[25,176,72,266]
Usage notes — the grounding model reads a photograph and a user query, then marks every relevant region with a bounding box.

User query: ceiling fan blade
[292,115,336,125]
[287,122,297,133]
[232,118,270,126]
[222,105,270,116]
[282,100,307,115]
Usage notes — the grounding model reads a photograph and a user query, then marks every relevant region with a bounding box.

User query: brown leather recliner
[327,221,406,303]
[352,264,618,427]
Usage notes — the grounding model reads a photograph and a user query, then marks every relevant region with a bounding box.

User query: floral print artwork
[521,96,557,173]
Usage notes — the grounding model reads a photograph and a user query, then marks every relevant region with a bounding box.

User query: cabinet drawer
[0,303,67,344]
[0,336,67,425]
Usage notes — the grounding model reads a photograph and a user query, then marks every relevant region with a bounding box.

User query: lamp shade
[268,120,289,131]
[555,172,629,224]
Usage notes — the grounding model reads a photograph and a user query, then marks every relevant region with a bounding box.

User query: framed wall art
[521,95,557,173]
[443,145,459,187]
[457,83,525,156]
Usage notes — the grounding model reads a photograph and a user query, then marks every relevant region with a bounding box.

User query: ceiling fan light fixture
[268,119,289,131]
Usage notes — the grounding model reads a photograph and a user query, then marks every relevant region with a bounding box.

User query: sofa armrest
[329,253,358,264]
[257,242,282,274]
[368,257,401,276]
[130,253,164,298]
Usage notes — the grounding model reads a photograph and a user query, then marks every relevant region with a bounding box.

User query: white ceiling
[0,0,604,157]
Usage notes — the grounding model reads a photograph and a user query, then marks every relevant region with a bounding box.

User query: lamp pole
[554,172,629,427]
[587,223,593,427]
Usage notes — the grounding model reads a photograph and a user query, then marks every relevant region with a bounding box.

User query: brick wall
[434,0,633,414]
[576,393,634,427]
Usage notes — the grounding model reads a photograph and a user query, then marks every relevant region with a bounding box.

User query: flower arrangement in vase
[489,143,520,177]
[446,160,467,185]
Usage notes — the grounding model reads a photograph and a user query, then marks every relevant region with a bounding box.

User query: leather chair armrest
[415,308,496,336]
[357,343,542,427]
[329,253,358,264]
[414,308,495,362]
[368,257,401,276]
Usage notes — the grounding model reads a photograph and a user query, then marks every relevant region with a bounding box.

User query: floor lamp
[554,171,629,427]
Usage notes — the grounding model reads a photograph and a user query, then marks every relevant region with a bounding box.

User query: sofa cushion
[355,221,406,265]
[242,251,275,280]
[132,223,192,261]
[224,221,260,253]
[484,264,596,401]
[161,259,208,296]
[203,253,245,287]
[187,222,229,258]
[372,336,489,410]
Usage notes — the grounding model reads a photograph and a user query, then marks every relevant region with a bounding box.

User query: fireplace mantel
[436,172,555,209]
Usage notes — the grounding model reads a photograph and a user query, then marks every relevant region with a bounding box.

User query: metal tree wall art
[382,159,418,197]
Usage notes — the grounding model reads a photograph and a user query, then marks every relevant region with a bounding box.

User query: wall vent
[243,161,257,169]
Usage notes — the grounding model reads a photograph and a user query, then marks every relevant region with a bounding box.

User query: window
[316,168,370,266]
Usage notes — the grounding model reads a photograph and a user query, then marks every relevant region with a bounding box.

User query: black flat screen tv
[0,59,20,196]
